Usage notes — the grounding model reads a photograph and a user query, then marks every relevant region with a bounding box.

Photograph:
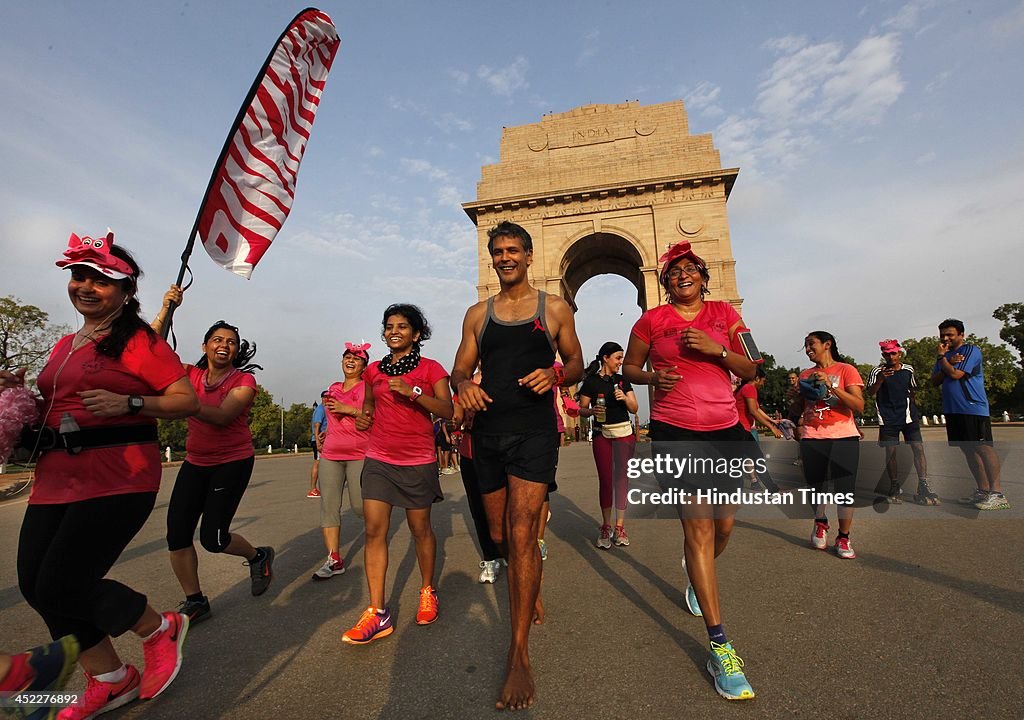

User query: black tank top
[472,291,557,435]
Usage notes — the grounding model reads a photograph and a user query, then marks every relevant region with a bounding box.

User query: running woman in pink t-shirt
[341,304,454,646]
[4,234,199,720]
[622,240,760,701]
[791,331,865,559]
[312,342,371,581]
[153,288,275,623]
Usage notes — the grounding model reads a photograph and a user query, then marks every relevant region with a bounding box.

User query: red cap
[659,241,705,282]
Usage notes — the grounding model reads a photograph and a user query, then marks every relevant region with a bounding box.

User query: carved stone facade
[463,100,742,312]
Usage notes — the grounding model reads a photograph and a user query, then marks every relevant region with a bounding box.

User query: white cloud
[449,69,470,86]
[683,81,724,118]
[992,0,1024,40]
[477,57,529,97]
[577,29,601,66]
[821,34,905,125]
[401,157,451,182]
[434,112,474,133]
[915,151,937,165]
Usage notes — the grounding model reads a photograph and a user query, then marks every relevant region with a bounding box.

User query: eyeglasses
[667,264,702,279]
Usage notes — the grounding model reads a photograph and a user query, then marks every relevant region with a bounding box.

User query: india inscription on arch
[462,100,743,313]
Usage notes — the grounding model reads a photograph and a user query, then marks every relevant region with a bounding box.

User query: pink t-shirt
[735,383,757,432]
[185,366,257,466]
[32,329,186,504]
[322,379,370,461]
[630,301,745,431]
[799,363,864,439]
[364,357,449,466]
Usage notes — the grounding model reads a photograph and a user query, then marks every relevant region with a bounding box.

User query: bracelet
[551,365,565,387]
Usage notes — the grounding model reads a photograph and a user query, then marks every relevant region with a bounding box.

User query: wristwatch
[719,345,728,359]
[410,386,423,400]
[127,395,145,414]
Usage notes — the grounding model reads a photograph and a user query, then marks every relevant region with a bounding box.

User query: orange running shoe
[415,586,439,625]
[342,607,394,645]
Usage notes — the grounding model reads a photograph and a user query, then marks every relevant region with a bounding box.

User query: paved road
[1,432,1021,719]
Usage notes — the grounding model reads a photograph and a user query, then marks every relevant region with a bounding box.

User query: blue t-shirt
[934,344,989,417]
[868,363,919,426]
[311,403,327,441]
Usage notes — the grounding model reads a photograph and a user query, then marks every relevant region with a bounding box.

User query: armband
[551,365,565,387]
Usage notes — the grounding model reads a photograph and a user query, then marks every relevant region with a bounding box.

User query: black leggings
[18,492,156,651]
[166,456,254,553]
[800,437,860,504]
[461,459,502,562]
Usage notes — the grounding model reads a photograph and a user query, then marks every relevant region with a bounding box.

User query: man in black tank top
[452,221,583,711]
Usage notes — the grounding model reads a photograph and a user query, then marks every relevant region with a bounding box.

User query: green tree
[0,296,70,376]
[248,385,281,448]
[759,353,792,416]
[158,418,188,450]
[284,403,314,447]
[853,362,876,422]
[993,302,1024,368]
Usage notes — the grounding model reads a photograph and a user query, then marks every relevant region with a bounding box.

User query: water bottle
[594,394,606,424]
[59,412,82,455]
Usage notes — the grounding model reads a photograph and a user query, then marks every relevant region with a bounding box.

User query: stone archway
[560,231,646,311]
[462,100,743,314]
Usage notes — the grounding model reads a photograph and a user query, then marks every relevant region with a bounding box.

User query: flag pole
[160,7,322,339]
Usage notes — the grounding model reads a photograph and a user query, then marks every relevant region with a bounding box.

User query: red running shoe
[342,607,394,645]
[415,586,439,625]
[140,612,189,699]
[307,488,321,498]
[57,665,140,720]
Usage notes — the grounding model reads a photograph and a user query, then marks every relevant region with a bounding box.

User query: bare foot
[533,594,545,625]
[495,660,535,710]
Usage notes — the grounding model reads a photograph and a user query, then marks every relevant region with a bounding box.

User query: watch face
[130,396,144,412]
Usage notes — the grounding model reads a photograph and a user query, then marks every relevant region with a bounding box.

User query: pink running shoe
[57,665,140,719]
[140,612,189,699]
[810,520,829,551]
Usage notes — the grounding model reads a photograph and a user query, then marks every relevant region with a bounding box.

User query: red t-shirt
[735,383,758,432]
[630,301,746,431]
[799,363,864,439]
[364,357,449,466]
[32,329,186,504]
[322,379,370,461]
[184,365,257,466]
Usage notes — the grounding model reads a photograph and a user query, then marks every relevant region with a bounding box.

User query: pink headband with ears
[55,231,135,279]
[344,342,370,361]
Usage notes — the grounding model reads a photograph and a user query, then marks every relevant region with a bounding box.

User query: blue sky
[3,1,1022,418]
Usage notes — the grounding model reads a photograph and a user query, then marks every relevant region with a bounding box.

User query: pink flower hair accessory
[0,385,39,462]
[55,230,135,279]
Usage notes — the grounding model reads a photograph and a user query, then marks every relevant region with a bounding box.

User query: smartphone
[737,331,763,364]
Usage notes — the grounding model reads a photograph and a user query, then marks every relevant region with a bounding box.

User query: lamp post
[279,396,285,447]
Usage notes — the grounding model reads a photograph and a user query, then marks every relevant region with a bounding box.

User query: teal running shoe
[680,557,702,617]
[707,641,755,700]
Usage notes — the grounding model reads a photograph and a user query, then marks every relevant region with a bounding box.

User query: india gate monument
[462,100,741,313]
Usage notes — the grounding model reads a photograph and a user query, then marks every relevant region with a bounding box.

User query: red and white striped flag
[198,8,340,278]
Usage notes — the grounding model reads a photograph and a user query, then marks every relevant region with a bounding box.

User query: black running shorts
[472,430,559,494]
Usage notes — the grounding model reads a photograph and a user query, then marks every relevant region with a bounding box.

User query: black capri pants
[800,437,860,505]
[166,456,254,553]
[18,492,156,651]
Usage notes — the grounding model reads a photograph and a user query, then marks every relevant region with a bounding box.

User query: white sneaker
[312,557,345,580]
[811,520,829,551]
[975,492,1011,511]
[478,559,502,583]
[596,524,613,549]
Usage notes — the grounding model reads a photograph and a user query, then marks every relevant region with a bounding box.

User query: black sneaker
[246,547,275,596]
[177,596,212,624]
